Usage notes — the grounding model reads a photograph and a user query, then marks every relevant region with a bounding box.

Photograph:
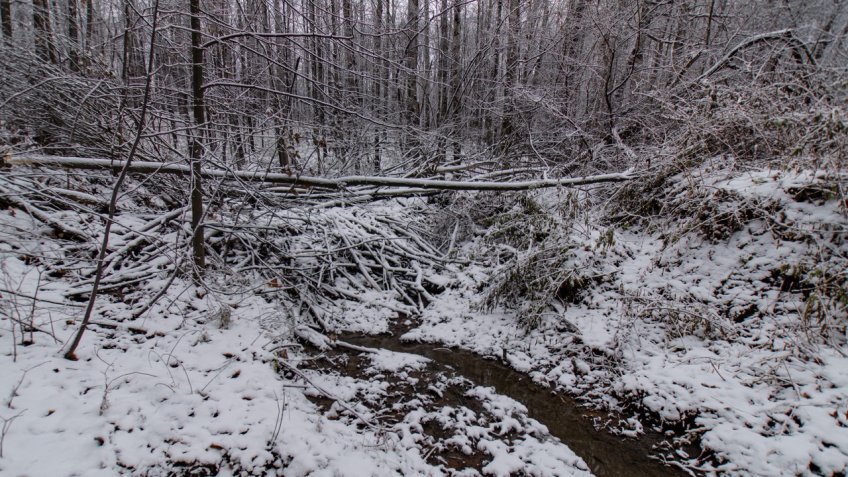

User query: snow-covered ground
[0,259,442,475]
[301,346,593,477]
[395,167,848,476]
[0,173,595,476]
[1,165,845,476]
[0,267,593,475]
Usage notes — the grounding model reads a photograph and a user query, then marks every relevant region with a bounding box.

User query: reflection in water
[342,334,686,477]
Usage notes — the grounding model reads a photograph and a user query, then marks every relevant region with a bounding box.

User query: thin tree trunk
[437,0,449,124]
[372,0,384,172]
[449,1,462,118]
[83,0,94,52]
[1,0,11,42]
[189,0,206,276]
[14,155,637,191]
[68,0,81,70]
[63,0,161,360]
[484,0,502,144]
[500,0,520,151]
[405,0,420,127]
[33,0,58,63]
[403,0,421,157]
[421,0,432,130]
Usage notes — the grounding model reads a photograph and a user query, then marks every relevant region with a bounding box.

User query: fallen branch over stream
[9,155,636,192]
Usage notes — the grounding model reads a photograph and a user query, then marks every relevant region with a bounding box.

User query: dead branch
[273,357,378,430]
[0,193,90,242]
[698,29,815,83]
[11,155,637,192]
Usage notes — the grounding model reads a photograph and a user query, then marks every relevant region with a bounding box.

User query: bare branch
[11,155,637,192]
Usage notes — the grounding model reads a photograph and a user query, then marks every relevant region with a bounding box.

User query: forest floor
[0,162,846,476]
[384,166,848,476]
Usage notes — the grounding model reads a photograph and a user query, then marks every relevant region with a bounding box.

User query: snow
[0,196,442,476]
[390,166,848,476]
[0,177,601,477]
[2,162,846,476]
[0,277,447,476]
[368,349,430,372]
[301,347,593,476]
[466,386,591,477]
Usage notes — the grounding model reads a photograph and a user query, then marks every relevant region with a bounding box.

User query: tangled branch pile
[0,163,447,341]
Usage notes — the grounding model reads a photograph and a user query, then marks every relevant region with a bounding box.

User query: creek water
[339,332,688,477]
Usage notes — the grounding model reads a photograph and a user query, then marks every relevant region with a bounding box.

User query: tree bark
[372,0,384,172]
[405,0,420,128]
[484,0,503,144]
[68,0,81,70]
[189,0,207,275]
[500,0,520,151]
[1,0,11,42]
[33,0,58,63]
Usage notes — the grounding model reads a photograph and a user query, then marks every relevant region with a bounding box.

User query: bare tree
[189,0,206,275]
[33,0,58,63]
[0,0,11,42]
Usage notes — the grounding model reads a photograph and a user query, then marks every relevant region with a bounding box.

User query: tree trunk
[500,0,520,152]
[402,0,421,156]
[449,0,462,159]
[307,0,325,162]
[189,0,206,276]
[405,0,420,128]
[13,155,637,191]
[1,0,11,42]
[449,1,462,120]
[372,0,384,173]
[437,0,449,124]
[33,0,58,63]
[68,0,81,70]
[84,0,94,49]
[484,0,502,145]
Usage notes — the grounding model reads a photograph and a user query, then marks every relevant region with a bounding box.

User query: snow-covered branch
[9,155,637,192]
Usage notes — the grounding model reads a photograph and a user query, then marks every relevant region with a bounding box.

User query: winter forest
[1,0,847,475]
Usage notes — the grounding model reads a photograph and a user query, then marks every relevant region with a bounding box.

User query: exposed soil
[298,317,693,477]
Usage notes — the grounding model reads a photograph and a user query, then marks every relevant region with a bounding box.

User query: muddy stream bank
[302,319,692,477]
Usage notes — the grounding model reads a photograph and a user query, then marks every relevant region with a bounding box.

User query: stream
[334,330,689,477]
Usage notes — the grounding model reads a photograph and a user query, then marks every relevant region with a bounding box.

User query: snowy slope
[398,167,848,476]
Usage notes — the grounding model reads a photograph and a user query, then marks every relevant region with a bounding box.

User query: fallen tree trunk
[0,191,91,242]
[10,155,636,191]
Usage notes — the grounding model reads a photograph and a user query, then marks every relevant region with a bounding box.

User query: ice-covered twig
[0,410,25,458]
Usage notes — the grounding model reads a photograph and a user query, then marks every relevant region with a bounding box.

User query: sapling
[62,0,160,360]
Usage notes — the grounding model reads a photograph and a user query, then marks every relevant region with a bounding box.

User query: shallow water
[340,332,688,477]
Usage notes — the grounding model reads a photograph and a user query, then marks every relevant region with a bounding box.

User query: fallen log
[11,155,637,192]
[0,192,91,242]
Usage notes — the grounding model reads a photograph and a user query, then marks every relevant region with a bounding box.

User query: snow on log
[10,155,637,192]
